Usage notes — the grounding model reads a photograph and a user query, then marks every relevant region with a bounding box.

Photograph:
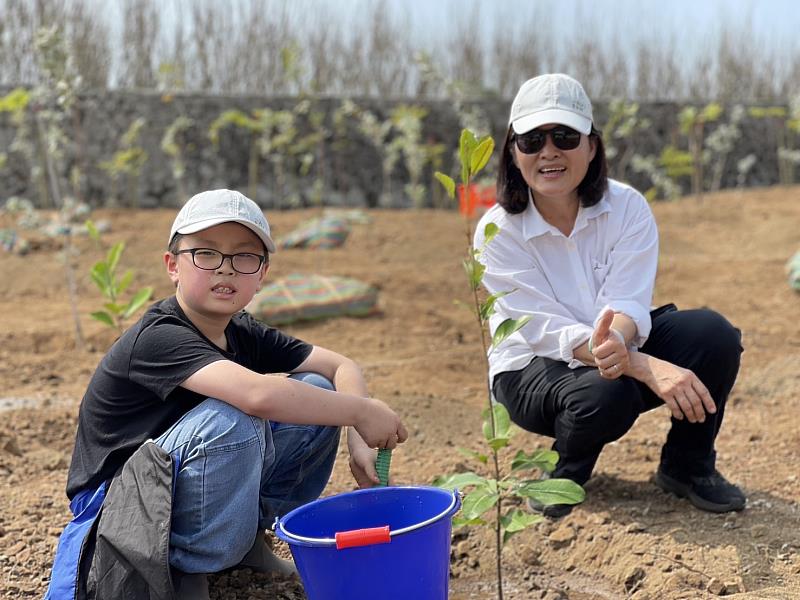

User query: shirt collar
[521,188,611,240]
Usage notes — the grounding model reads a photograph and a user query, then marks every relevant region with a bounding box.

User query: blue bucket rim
[275,486,460,547]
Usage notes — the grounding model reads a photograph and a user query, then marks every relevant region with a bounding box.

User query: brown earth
[1,186,799,599]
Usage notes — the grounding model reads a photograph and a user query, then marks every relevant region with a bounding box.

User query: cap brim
[175,218,276,253]
[512,109,592,136]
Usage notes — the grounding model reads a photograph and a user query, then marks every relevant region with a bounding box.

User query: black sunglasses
[514,125,583,154]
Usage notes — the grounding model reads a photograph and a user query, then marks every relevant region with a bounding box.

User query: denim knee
[289,372,335,390]
[156,398,268,572]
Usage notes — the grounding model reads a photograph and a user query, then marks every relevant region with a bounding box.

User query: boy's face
[164,222,269,321]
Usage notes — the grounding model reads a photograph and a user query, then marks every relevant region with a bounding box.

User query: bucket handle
[335,525,390,549]
[276,488,460,547]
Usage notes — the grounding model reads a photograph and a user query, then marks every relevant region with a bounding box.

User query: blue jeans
[154,372,340,573]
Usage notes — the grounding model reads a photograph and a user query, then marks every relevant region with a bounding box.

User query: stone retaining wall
[0,88,791,208]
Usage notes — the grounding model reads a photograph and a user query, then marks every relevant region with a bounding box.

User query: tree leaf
[482,402,511,441]
[85,219,100,242]
[432,471,487,490]
[123,287,154,319]
[107,242,125,276]
[469,136,494,176]
[487,437,510,452]
[117,270,134,295]
[103,302,126,314]
[482,222,500,247]
[457,447,489,465]
[453,516,487,527]
[459,129,478,185]
[482,403,512,451]
[90,311,116,328]
[463,256,485,292]
[511,449,559,474]
[516,478,586,506]
[434,171,456,199]
[490,315,532,350]
[478,289,514,323]
[500,508,542,544]
[461,484,500,520]
[90,262,111,296]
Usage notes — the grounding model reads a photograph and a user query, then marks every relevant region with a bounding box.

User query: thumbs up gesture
[590,309,629,379]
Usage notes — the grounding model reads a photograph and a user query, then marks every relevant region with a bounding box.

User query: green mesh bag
[277,216,350,250]
[246,273,379,325]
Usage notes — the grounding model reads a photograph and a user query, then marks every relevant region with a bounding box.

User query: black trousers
[493,305,743,485]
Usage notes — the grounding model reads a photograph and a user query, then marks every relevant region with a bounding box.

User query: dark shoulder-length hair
[496,125,609,214]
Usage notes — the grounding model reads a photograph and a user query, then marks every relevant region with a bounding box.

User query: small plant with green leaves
[435,130,585,600]
[389,105,429,207]
[100,117,148,207]
[86,220,154,336]
[32,26,88,349]
[630,153,682,201]
[0,89,44,203]
[161,115,194,202]
[603,99,651,182]
[679,103,722,199]
[356,108,399,206]
[209,109,265,201]
[736,154,757,189]
[704,105,745,193]
[748,105,798,185]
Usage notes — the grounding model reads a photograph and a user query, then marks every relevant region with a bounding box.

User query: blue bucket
[274,486,461,599]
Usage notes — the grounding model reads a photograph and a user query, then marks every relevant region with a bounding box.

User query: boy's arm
[180,357,406,449]
[291,346,385,487]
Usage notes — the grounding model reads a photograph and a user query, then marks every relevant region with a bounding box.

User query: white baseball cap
[509,74,593,136]
[169,189,276,253]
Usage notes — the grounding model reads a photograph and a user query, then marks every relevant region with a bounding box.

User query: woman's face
[512,124,597,205]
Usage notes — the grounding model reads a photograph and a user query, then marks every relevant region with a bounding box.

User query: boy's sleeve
[242,312,313,374]
[128,318,225,401]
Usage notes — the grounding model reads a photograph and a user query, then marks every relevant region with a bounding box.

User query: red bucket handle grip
[335,525,391,549]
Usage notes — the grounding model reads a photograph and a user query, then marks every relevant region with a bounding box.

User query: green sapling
[86,220,153,335]
[435,129,584,600]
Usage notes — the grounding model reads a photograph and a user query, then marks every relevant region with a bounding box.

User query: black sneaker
[528,498,575,519]
[655,467,746,513]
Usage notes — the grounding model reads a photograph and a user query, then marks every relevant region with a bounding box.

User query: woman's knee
[681,309,743,366]
[561,378,642,441]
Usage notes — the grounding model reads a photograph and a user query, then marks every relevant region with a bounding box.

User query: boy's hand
[347,430,380,488]
[355,398,408,449]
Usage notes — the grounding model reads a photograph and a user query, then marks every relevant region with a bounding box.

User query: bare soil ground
[1,186,799,599]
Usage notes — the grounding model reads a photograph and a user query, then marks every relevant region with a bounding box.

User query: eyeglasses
[514,125,583,154]
[175,248,266,274]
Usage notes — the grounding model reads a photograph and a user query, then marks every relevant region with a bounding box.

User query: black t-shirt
[66,296,312,499]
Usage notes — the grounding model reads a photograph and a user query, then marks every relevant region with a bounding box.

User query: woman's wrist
[609,327,626,346]
[627,351,653,384]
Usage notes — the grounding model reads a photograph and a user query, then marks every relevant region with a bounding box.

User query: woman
[476,74,745,518]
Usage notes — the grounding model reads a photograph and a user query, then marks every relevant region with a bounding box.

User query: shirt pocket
[591,258,612,288]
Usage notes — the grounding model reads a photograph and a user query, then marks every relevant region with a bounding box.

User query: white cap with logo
[509,73,593,136]
[169,189,276,253]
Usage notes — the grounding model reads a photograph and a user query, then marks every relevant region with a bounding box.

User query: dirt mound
[1,186,799,598]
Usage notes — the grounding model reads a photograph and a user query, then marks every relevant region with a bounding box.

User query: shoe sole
[655,471,745,513]
[527,498,575,519]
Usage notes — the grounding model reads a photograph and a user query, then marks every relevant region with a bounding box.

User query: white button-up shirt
[474,179,658,384]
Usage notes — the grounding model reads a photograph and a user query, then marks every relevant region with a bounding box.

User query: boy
[47,189,407,599]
